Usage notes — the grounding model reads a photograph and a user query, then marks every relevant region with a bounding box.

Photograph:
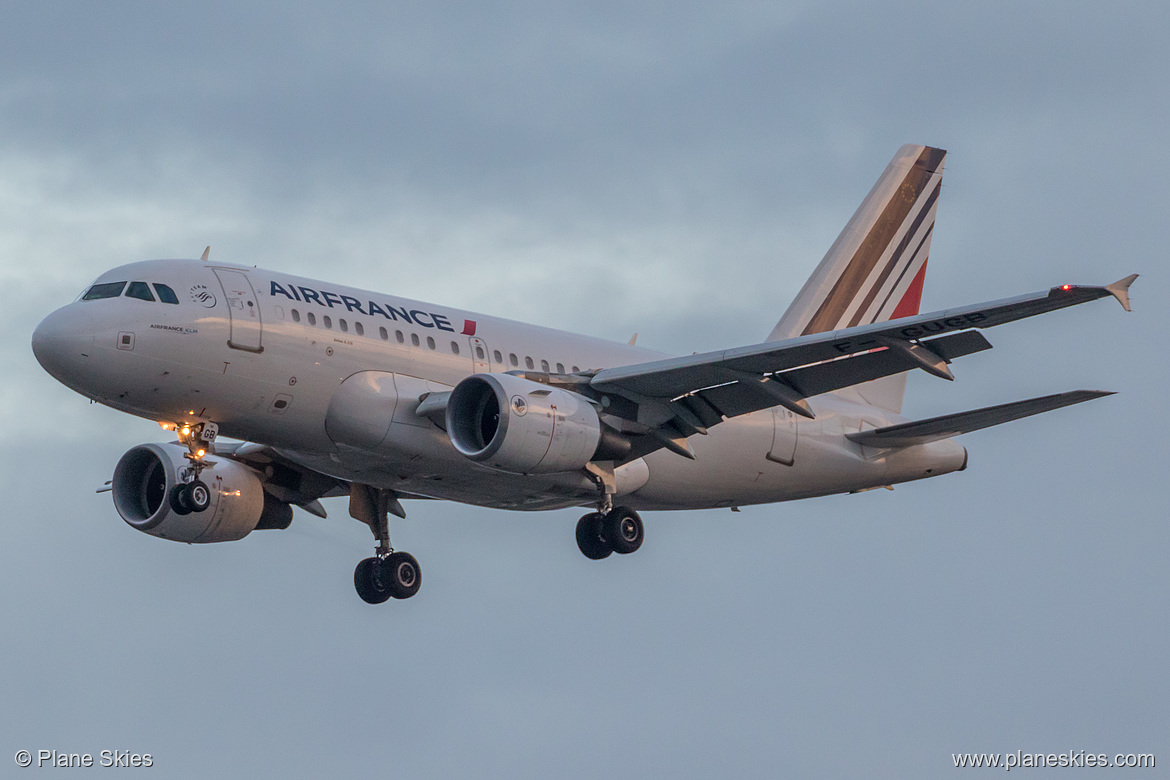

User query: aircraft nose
[32,304,96,385]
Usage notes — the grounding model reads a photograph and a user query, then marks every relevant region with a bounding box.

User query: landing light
[180,426,191,437]
[195,449,206,459]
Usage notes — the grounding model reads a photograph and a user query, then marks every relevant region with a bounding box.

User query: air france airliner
[32,145,1136,604]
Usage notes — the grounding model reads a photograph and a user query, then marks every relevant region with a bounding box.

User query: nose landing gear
[164,420,218,515]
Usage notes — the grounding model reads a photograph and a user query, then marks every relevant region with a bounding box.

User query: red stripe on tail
[890,260,928,320]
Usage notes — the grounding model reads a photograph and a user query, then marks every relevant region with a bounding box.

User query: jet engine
[446,373,628,474]
[111,442,290,543]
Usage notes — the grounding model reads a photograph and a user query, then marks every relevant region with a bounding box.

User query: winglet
[200,246,211,262]
[628,332,638,346]
[1105,273,1138,312]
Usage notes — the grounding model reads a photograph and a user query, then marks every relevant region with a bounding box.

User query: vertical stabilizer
[768,144,947,412]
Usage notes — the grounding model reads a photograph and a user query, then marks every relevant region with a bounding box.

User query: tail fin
[768,144,947,412]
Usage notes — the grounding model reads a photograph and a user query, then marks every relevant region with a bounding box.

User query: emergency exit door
[468,336,491,373]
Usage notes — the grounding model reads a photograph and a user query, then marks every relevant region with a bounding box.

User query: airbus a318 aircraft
[32,145,1135,604]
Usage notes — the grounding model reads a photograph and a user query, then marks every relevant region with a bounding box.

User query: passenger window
[307,312,317,326]
[292,309,301,323]
[476,346,485,359]
[540,359,550,372]
[427,336,436,350]
[451,341,460,355]
[379,327,388,340]
[339,319,348,333]
[493,350,503,363]
[153,283,180,304]
[509,353,519,367]
[396,331,405,344]
[411,333,420,346]
[82,281,127,300]
[323,316,332,329]
[525,356,534,369]
[125,281,155,302]
[355,322,364,336]
[556,362,565,374]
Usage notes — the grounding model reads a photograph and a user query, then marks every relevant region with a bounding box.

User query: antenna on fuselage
[200,246,210,262]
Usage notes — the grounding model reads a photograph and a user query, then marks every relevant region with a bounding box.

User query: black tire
[186,480,212,512]
[354,557,393,604]
[381,552,422,599]
[604,507,644,555]
[575,512,612,560]
[169,483,193,515]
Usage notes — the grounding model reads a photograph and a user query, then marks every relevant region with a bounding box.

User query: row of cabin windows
[493,351,571,374]
[288,307,579,372]
[82,280,180,304]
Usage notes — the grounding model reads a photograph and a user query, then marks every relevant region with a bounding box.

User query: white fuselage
[33,259,967,513]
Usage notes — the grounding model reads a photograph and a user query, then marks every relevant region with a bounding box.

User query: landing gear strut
[167,421,218,515]
[350,484,421,604]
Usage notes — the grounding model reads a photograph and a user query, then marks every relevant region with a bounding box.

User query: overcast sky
[2,3,1167,778]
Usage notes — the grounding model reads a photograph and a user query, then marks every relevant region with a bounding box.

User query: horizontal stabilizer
[846,390,1114,448]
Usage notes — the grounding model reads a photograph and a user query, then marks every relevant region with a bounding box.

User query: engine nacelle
[111,442,280,543]
[447,373,615,474]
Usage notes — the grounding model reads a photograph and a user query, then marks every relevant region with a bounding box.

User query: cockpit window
[125,281,155,302]
[153,283,180,304]
[82,281,127,300]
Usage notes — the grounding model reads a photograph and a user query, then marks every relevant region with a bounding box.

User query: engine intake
[447,373,625,474]
[111,442,285,543]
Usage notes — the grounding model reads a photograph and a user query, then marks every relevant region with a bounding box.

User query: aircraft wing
[587,276,1135,455]
[217,442,348,517]
[218,442,436,519]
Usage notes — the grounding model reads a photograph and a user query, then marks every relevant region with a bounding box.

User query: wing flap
[845,390,1114,448]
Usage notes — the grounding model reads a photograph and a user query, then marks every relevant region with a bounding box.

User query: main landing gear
[577,462,645,560]
[575,506,645,560]
[166,420,218,515]
[349,484,421,605]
